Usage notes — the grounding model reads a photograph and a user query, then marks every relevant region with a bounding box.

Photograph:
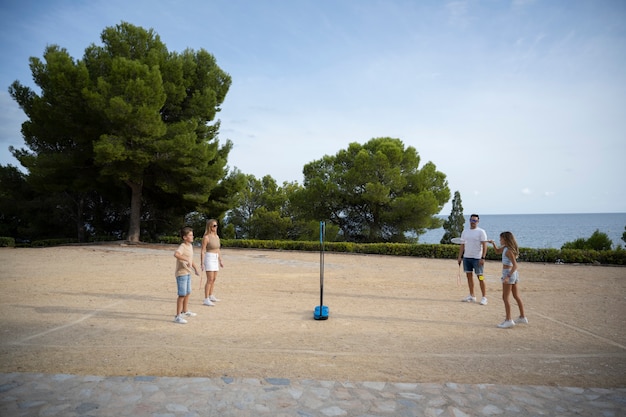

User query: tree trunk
[126,180,143,243]
[76,197,85,243]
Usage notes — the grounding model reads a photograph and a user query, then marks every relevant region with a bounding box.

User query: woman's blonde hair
[204,219,218,236]
[500,231,519,258]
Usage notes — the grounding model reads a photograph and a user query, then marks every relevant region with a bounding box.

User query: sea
[419,213,626,249]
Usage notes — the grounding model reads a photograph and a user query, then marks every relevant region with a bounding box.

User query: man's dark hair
[470,214,479,219]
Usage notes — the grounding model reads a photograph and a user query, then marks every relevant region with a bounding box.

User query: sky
[0,0,625,215]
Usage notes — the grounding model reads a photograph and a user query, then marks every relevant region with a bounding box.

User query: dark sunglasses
[211,224,218,228]
[469,219,478,223]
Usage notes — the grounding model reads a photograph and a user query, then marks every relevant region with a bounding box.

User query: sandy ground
[0,244,625,388]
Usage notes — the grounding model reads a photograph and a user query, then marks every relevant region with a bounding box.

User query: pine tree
[298,137,450,243]
[10,22,234,242]
[441,191,464,244]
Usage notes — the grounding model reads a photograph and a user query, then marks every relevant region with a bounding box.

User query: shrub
[562,229,613,251]
[30,238,78,247]
[16,235,626,265]
[0,237,15,247]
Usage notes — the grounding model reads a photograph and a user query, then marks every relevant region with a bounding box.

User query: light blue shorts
[501,270,519,285]
[463,258,484,275]
[176,274,191,296]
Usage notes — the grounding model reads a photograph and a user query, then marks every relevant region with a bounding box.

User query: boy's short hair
[180,226,193,239]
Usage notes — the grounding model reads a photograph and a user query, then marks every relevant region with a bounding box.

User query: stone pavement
[1,373,625,417]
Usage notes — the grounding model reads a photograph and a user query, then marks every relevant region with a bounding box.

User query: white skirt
[204,252,219,271]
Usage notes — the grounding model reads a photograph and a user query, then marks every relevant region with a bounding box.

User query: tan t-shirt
[175,242,194,277]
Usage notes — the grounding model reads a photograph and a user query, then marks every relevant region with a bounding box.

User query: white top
[460,227,487,259]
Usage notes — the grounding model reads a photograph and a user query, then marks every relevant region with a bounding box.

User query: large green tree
[9,22,233,242]
[298,137,450,242]
[84,23,232,241]
[9,45,102,241]
[441,191,464,244]
[226,174,300,239]
[0,165,32,238]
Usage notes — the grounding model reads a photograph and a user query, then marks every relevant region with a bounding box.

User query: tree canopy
[3,23,457,244]
[297,137,450,242]
[8,22,236,242]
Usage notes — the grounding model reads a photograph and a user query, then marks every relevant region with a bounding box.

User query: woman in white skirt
[201,219,224,306]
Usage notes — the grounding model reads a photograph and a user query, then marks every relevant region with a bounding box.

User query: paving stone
[0,373,625,417]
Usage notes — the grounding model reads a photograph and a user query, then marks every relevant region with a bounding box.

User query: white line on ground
[531,309,626,350]
[11,300,123,345]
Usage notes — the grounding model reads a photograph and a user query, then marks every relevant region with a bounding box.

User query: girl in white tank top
[489,232,528,329]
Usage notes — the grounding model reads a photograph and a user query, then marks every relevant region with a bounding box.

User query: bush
[0,237,15,247]
[89,235,121,243]
[155,235,184,245]
[219,239,626,265]
[12,235,626,265]
[562,230,613,251]
[30,238,79,247]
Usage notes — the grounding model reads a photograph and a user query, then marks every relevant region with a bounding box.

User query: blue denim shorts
[463,258,484,275]
[501,270,519,284]
[176,274,191,296]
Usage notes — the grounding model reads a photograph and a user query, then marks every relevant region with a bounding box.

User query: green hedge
[4,235,624,265]
[30,238,79,247]
[157,235,184,245]
[0,237,15,247]
[220,239,626,265]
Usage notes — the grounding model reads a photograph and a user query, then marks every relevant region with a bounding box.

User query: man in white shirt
[457,214,489,305]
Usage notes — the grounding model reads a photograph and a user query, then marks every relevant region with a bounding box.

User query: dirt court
[1,244,625,388]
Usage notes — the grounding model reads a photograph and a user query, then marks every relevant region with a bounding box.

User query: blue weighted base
[314,305,329,320]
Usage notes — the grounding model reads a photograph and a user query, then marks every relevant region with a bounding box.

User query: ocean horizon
[419,212,626,249]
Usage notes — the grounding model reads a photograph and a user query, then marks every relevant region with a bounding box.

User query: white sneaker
[497,320,515,329]
[203,298,215,306]
[462,295,476,303]
[182,311,197,317]
[209,295,220,302]
[480,297,488,305]
[514,316,529,324]
[174,315,188,324]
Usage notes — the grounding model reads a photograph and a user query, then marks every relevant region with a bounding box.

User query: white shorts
[204,252,219,271]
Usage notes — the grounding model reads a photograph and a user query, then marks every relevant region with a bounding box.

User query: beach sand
[1,244,625,388]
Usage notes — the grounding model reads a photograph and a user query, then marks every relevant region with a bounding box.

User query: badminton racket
[181,262,199,276]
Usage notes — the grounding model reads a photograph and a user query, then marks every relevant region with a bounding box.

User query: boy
[174,227,200,324]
